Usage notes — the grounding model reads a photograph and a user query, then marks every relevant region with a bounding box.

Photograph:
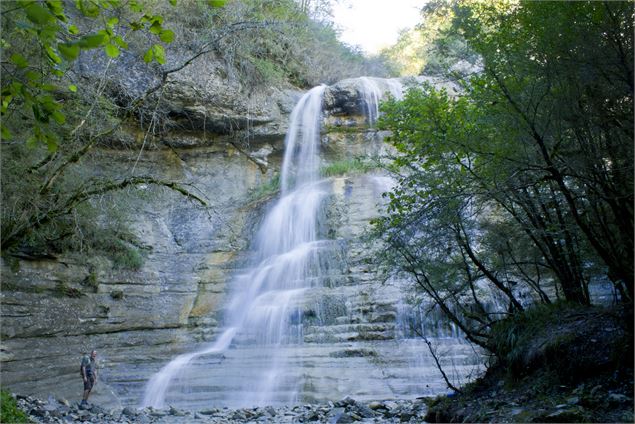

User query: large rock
[77,48,302,146]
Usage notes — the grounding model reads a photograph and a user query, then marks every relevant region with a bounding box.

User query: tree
[375,0,633,350]
[0,0,225,256]
[0,0,183,150]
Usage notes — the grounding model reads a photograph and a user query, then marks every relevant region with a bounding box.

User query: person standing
[80,350,98,407]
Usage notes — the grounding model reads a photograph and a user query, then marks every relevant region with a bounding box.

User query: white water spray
[141,85,327,409]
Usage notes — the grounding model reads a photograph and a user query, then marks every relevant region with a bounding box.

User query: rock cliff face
[1,71,478,409]
[1,52,298,407]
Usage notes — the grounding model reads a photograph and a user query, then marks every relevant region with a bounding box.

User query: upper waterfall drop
[357,77,404,125]
[280,85,327,194]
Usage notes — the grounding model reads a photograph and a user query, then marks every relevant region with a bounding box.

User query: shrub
[82,272,99,292]
[321,158,379,177]
[0,390,32,423]
[55,282,84,298]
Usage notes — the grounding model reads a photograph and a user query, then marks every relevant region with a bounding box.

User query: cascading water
[141,85,328,409]
[357,77,404,125]
[137,77,483,410]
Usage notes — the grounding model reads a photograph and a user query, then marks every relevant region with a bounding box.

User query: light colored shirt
[81,355,98,376]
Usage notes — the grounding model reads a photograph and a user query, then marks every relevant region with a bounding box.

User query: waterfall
[141,85,328,409]
[357,77,404,125]
[138,77,483,410]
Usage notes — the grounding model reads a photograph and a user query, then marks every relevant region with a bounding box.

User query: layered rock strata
[1,74,480,410]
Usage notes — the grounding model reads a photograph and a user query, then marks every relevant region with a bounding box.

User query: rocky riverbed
[13,394,429,423]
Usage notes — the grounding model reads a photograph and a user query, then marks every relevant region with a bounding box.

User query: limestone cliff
[1,51,300,407]
[0,72,477,409]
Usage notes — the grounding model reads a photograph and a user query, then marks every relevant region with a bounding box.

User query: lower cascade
[141,78,481,410]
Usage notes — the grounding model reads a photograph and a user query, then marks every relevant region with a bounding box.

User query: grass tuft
[322,158,379,177]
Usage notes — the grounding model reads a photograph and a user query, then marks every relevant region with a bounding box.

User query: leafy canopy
[0,0,226,151]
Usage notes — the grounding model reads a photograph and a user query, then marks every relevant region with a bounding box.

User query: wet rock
[231,410,247,420]
[354,404,376,418]
[334,412,356,423]
[334,396,356,407]
[608,393,630,405]
[150,409,167,417]
[589,384,603,396]
[169,405,186,416]
[29,407,48,418]
[265,405,277,416]
[121,406,137,417]
[136,413,151,424]
[367,401,386,410]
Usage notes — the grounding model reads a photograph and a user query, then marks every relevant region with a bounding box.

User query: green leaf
[9,82,23,93]
[1,95,13,113]
[46,0,66,21]
[104,44,120,58]
[26,3,54,25]
[79,33,107,48]
[39,95,58,112]
[169,0,176,5]
[98,28,112,38]
[149,21,162,35]
[68,84,78,92]
[130,21,143,31]
[46,0,65,15]
[129,0,142,13]
[10,53,29,68]
[107,17,119,27]
[112,35,128,49]
[159,29,174,43]
[76,0,100,18]
[51,110,66,124]
[152,44,165,64]
[68,24,79,34]
[45,46,62,64]
[46,135,58,152]
[143,48,153,63]
[42,84,58,91]
[1,124,11,140]
[59,42,81,60]
[208,0,226,7]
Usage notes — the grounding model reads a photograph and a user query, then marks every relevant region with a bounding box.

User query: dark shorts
[83,375,95,391]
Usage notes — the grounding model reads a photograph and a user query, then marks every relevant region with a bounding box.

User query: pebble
[14,393,430,423]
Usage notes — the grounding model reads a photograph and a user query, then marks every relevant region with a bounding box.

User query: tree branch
[1,176,208,251]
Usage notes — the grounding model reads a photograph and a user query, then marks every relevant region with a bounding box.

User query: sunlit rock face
[0,76,482,411]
